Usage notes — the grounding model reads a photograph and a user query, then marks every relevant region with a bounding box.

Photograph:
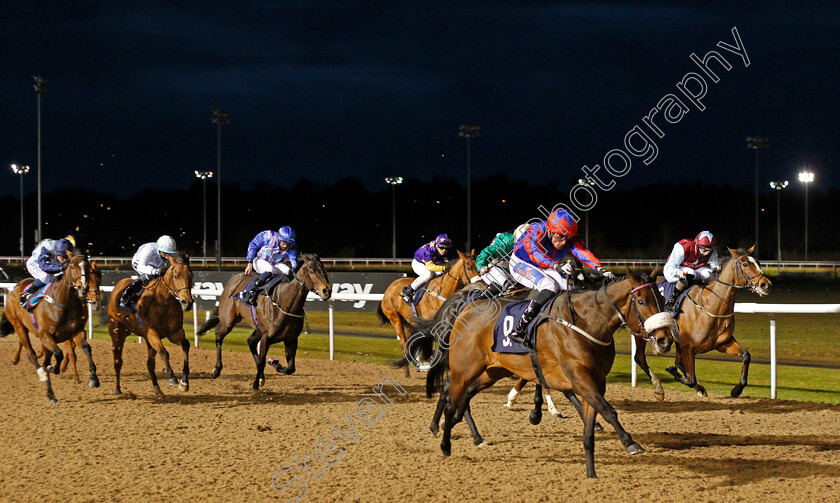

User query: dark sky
[2,1,838,201]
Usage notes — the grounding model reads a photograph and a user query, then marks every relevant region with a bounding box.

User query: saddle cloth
[23,282,53,312]
[490,299,551,354]
[236,274,288,303]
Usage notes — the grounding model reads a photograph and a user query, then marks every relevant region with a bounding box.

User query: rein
[686,254,764,318]
[264,263,322,319]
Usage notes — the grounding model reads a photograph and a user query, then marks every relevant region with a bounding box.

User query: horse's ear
[625,267,638,282]
[471,249,476,257]
[746,244,756,255]
[727,247,739,256]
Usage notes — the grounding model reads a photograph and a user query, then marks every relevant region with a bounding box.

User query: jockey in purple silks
[663,230,720,314]
[241,226,299,305]
[401,234,458,303]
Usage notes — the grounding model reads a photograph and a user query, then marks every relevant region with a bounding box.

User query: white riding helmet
[514,223,531,241]
[156,235,178,254]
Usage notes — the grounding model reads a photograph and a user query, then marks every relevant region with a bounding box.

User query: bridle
[147,262,192,304]
[443,257,474,289]
[711,253,767,293]
[602,279,665,342]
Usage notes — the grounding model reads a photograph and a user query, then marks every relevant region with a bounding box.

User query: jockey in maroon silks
[507,208,614,344]
[663,230,721,313]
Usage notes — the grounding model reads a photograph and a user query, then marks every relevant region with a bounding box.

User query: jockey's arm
[425,261,447,273]
[246,231,270,262]
[569,240,602,270]
[663,243,685,283]
[37,249,63,273]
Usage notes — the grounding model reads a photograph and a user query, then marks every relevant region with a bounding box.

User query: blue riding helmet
[435,234,451,248]
[54,238,70,256]
[278,226,296,244]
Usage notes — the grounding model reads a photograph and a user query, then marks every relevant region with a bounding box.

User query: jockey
[474,223,531,299]
[663,231,721,314]
[507,209,614,345]
[20,237,73,305]
[401,234,457,303]
[241,226,298,305]
[119,235,179,308]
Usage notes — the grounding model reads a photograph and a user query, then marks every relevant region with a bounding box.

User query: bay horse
[12,260,103,385]
[106,252,194,396]
[633,245,771,399]
[377,250,478,374]
[420,268,675,478]
[196,253,331,390]
[0,252,98,402]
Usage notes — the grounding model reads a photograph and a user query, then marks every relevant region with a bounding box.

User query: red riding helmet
[695,231,716,248]
[547,209,578,236]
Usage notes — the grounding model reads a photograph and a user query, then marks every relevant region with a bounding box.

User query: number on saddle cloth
[490,299,552,354]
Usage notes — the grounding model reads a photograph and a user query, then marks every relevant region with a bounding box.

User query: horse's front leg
[666,346,706,396]
[504,377,528,409]
[176,329,190,392]
[719,339,750,397]
[633,335,665,401]
[143,330,168,397]
[430,379,449,438]
[529,384,544,425]
[37,335,59,403]
[581,399,598,478]
[63,339,80,383]
[269,338,297,375]
[80,339,100,388]
[246,331,267,390]
[43,333,64,375]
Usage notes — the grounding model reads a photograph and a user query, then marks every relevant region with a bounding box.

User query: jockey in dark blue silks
[119,235,180,308]
[241,226,299,305]
[401,234,457,303]
[20,237,73,305]
[663,230,721,314]
[507,208,614,344]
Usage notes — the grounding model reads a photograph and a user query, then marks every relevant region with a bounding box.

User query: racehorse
[0,252,98,402]
[633,245,771,399]
[107,252,194,396]
[377,250,478,374]
[12,260,103,385]
[196,253,331,390]
[420,268,675,478]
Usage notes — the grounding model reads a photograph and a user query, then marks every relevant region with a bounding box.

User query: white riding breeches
[410,259,442,290]
[509,255,568,293]
[254,258,291,276]
[481,265,513,288]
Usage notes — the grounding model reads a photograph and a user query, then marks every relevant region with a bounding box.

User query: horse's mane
[719,248,748,269]
[293,253,321,271]
[169,251,188,264]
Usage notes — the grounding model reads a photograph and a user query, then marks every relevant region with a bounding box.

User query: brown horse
[107,252,194,396]
[13,260,103,385]
[197,253,331,390]
[0,253,98,402]
[377,250,478,373]
[420,268,675,478]
[633,246,771,399]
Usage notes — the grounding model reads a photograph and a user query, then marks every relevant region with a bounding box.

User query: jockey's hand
[245,263,253,275]
[712,265,721,274]
[555,261,573,276]
[479,266,489,275]
[679,270,687,279]
[598,268,615,280]
[60,261,70,271]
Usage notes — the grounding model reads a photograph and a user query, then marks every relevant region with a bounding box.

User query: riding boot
[401,286,415,304]
[119,279,143,308]
[474,281,504,301]
[244,272,272,305]
[508,289,555,346]
[19,284,34,306]
[664,282,687,314]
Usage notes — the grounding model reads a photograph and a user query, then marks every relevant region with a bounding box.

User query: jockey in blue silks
[507,208,614,344]
[119,235,179,308]
[401,234,457,303]
[663,230,720,314]
[20,237,73,305]
[241,226,298,305]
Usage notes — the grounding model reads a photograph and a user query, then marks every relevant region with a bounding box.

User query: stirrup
[401,287,414,303]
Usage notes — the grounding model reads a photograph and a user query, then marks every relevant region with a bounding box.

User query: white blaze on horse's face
[80,262,87,288]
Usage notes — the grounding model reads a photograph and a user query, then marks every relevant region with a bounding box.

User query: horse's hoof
[179,381,189,392]
[168,377,178,386]
[697,387,708,397]
[88,377,100,388]
[442,450,451,459]
[210,368,220,379]
[114,389,122,396]
[503,402,512,409]
[259,378,266,387]
[654,392,665,402]
[627,443,645,455]
[594,422,603,432]
[430,426,439,438]
[47,365,59,375]
[476,441,490,447]
[252,382,260,391]
[730,385,744,398]
[74,380,82,385]
[49,398,58,404]
[528,411,542,425]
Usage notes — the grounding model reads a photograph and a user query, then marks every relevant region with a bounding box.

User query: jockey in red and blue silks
[401,234,458,303]
[663,230,720,313]
[507,208,614,345]
[241,226,298,305]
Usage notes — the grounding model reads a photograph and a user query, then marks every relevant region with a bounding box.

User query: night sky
[2,2,838,201]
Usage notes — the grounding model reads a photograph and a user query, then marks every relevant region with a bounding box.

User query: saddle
[237,274,289,304]
[491,297,554,354]
[21,282,52,312]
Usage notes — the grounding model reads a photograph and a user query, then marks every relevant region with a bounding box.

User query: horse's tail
[376,302,390,325]
[0,312,13,337]
[196,309,220,336]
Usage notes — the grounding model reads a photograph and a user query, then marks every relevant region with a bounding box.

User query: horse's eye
[637,299,645,306]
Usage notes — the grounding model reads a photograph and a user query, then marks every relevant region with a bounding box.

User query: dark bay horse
[420,268,675,478]
[0,253,98,402]
[107,252,194,396]
[377,250,478,374]
[197,253,331,390]
[633,245,771,399]
[12,260,103,385]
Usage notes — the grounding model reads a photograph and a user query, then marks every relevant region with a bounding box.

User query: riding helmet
[547,209,578,236]
[156,235,178,254]
[278,226,296,244]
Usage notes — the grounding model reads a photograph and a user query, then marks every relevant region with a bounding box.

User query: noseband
[712,254,767,293]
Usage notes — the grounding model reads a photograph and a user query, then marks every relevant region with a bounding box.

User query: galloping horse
[107,252,194,396]
[12,260,103,385]
[0,253,99,402]
[633,246,771,399]
[377,250,478,373]
[420,268,675,478]
[197,254,331,390]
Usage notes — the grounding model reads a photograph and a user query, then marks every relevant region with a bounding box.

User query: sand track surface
[1,337,839,502]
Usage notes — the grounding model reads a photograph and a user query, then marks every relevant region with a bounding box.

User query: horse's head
[455,250,480,284]
[64,252,92,301]
[724,245,771,296]
[626,266,676,355]
[163,252,194,311]
[86,260,102,309]
[296,254,331,300]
